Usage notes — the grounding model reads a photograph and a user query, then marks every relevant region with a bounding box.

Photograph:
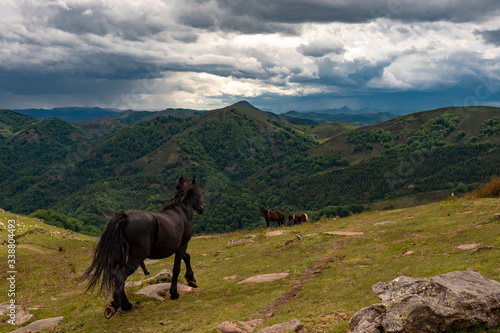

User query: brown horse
[260,206,286,230]
[288,213,309,225]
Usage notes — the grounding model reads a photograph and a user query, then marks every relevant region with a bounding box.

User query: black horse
[81,177,204,319]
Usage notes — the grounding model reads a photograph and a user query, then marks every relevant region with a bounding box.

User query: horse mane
[158,178,201,213]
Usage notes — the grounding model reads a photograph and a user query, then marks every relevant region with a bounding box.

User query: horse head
[172,177,204,215]
[189,178,205,214]
[260,206,266,217]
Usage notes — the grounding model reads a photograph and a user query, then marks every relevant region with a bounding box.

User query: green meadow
[1,197,500,332]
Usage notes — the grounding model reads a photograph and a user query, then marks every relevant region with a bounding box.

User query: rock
[0,304,15,316]
[223,275,238,280]
[493,213,500,221]
[213,321,246,333]
[136,282,193,300]
[350,270,500,333]
[125,280,143,288]
[239,319,265,331]
[143,259,159,265]
[456,242,480,250]
[374,221,397,226]
[256,319,305,333]
[265,230,285,237]
[148,268,173,283]
[237,273,289,284]
[0,306,34,325]
[324,231,363,236]
[126,269,173,288]
[14,310,35,325]
[213,319,264,333]
[227,239,246,246]
[10,316,64,333]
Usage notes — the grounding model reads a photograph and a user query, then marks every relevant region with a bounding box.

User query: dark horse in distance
[81,177,204,319]
[288,213,309,225]
[260,206,286,230]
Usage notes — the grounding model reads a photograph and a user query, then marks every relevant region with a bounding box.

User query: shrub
[455,130,466,142]
[466,176,500,198]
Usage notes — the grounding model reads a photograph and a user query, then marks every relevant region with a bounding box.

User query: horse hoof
[188,280,198,288]
[170,292,180,300]
[104,306,116,319]
[122,303,133,311]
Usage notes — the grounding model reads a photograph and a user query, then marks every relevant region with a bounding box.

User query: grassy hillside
[1,197,500,332]
[313,106,500,161]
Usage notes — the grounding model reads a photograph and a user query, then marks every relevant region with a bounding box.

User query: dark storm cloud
[21,2,167,42]
[297,42,345,58]
[176,0,500,34]
[1,0,500,111]
[476,29,500,46]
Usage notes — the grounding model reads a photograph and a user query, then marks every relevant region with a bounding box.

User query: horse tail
[304,213,309,223]
[80,213,129,294]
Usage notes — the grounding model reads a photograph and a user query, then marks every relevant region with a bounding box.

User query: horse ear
[192,178,196,185]
[176,176,187,190]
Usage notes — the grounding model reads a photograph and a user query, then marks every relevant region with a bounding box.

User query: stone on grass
[14,310,35,325]
[324,231,363,236]
[0,306,34,326]
[256,319,305,333]
[227,239,246,246]
[374,221,397,226]
[350,270,500,333]
[213,319,264,333]
[456,242,480,250]
[237,273,289,284]
[136,282,193,300]
[265,230,285,237]
[126,269,173,288]
[11,316,64,333]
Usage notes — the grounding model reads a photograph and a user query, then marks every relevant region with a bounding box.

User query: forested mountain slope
[0,104,499,235]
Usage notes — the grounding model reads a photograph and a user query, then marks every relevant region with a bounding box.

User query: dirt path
[260,257,334,318]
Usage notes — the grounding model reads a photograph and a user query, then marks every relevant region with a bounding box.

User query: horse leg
[183,252,197,288]
[106,262,139,318]
[170,243,188,300]
[266,218,270,231]
[140,261,150,275]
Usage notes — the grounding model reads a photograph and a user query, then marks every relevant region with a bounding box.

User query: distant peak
[339,106,353,112]
[233,100,260,111]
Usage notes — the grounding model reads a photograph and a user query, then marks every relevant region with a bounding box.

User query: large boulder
[350,270,500,333]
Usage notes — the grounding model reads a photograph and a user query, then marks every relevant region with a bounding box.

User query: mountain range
[12,103,407,127]
[0,102,499,235]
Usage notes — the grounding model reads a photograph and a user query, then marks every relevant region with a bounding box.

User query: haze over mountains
[1,101,499,236]
[13,102,409,127]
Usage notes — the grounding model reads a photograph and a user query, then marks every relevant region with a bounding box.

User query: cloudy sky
[1,0,500,112]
